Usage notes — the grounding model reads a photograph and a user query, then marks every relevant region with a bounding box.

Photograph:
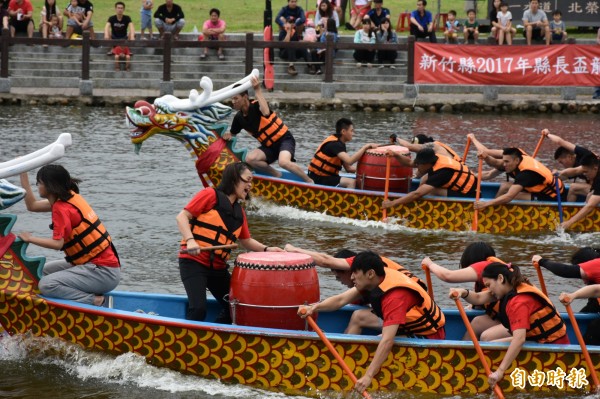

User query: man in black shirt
[561,154,600,230]
[222,75,313,183]
[545,129,596,202]
[153,0,184,40]
[104,2,134,71]
[382,148,477,210]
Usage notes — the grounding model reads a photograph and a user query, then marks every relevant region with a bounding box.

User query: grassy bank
[76,0,595,37]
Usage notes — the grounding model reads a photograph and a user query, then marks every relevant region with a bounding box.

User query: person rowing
[544,129,597,202]
[532,247,600,313]
[559,154,600,230]
[422,242,510,340]
[299,251,445,394]
[385,133,462,173]
[450,262,569,388]
[382,147,477,210]
[474,147,565,211]
[285,244,427,334]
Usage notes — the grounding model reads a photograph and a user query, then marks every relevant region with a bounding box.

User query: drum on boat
[229,252,320,330]
[356,145,412,193]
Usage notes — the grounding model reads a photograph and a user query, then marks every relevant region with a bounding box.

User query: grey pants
[39,259,121,305]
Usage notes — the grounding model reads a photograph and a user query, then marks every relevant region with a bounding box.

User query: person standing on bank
[222,75,313,183]
[176,162,283,323]
[18,165,120,306]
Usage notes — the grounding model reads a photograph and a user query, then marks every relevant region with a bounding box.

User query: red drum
[356,145,412,193]
[229,252,320,330]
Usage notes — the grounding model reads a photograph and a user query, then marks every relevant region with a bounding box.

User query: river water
[1,105,599,398]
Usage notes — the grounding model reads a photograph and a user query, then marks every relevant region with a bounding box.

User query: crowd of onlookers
[0,0,597,87]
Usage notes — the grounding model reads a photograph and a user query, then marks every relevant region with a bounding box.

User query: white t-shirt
[497,10,512,27]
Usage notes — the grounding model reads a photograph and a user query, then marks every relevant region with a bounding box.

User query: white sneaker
[390,65,396,69]
[356,62,362,67]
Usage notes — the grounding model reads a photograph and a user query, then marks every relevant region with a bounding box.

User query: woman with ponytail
[450,262,568,388]
[19,165,120,306]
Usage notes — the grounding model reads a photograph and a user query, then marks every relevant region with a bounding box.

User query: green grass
[90,0,595,37]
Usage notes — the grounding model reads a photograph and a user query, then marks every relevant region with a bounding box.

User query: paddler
[299,250,445,394]
[450,263,569,389]
[381,147,477,209]
[176,162,283,323]
[558,153,600,230]
[474,147,565,211]
[422,241,510,340]
[307,117,379,188]
[544,129,597,202]
[222,75,313,183]
[285,244,427,334]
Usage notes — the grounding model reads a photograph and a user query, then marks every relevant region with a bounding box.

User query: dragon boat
[124,70,598,235]
[0,212,600,397]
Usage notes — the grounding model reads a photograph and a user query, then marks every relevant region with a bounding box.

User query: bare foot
[93,295,105,306]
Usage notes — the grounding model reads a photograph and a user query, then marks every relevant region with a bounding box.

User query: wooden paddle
[299,308,372,399]
[561,298,600,391]
[532,130,547,158]
[462,136,471,164]
[382,156,391,221]
[472,156,483,232]
[179,243,238,254]
[451,291,505,399]
[421,264,435,299]
[531,260,548,296]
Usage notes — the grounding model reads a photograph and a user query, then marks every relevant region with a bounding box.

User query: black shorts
[10,18,33,33]
[259,133,296,164]
[308,171,341,187]
[524,27,544,40]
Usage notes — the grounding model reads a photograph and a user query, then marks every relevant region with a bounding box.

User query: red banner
[414,43,600,86]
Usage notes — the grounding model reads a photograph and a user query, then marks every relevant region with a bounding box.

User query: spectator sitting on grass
[64,0,94,39]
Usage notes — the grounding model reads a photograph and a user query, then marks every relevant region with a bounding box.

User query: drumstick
[180,243,238,254]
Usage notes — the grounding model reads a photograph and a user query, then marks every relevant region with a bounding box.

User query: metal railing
[0,29,415,91]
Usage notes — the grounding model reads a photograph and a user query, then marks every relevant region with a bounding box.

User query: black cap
[414,148,438,165]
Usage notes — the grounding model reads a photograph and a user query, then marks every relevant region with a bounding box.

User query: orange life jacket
[498,283,567,343]
[308,135,343,177]
[434,141,461,162]
[382,257,428,292]
[431,155,477,194]
[512,155,564,198]
[183,188,244,268]
[368,268,445,336]
[60,192,112,265]
[252,100,288,147]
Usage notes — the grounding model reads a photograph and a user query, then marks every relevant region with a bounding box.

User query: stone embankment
[0,34,598,114]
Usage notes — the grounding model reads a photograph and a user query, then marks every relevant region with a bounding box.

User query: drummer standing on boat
[299,251,445,394]
[222,76,313,183]
[307,117,379,188]
[176,162,282,323]
[382,148,477,209]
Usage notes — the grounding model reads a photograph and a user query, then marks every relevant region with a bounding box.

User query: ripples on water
[0,105,599,398]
